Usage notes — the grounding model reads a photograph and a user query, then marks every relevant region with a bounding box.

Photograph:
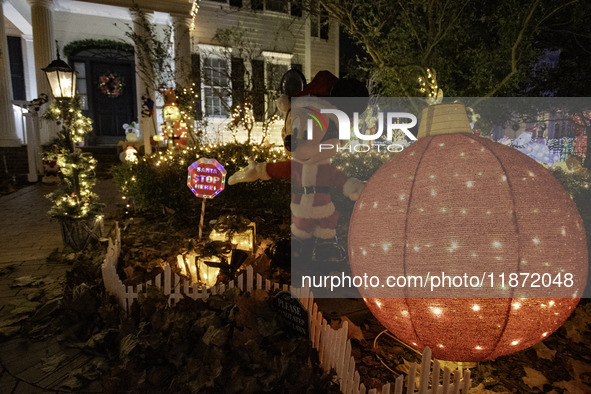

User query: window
[311,6,329,39]
[74,62,89,110]
[202,57,230,117]
[251,0,301,15]
[208,0,243,6]
[266,0,287,12]
[262,52,292,117]
[266,62,289,115]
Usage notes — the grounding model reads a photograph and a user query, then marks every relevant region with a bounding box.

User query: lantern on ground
[209,221,256,253]
[348,103,588,362]
[196,255,223,288]
[177,253,221,288]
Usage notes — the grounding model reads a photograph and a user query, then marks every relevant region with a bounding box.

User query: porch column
[0,0,20,146]
[172,14,192,88]
[131,9,155,155]
[172,14,195,143]
[27,0,55,144]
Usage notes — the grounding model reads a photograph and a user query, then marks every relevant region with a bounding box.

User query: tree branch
[480,0,541,99]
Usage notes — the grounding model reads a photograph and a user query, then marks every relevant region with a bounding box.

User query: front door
[90,62,136,144]
[70,47,137,145]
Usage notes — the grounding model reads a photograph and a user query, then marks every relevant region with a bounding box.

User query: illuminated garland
[42,97,102,221]
[43,97,93,145]
[45,151,102,220]
[418,67,442,105]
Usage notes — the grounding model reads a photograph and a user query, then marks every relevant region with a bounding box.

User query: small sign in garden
[187,158,227,240]
[274,291,309,337]
[187,158,227,199]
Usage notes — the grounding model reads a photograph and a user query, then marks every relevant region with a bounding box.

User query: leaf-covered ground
[2,208,590,393]
[334,300,591,393]
[0,228,337,392]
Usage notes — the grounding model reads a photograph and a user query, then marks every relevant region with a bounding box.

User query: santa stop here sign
[187,158,227,199]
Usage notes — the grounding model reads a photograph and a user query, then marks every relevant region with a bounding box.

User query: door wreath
[99,72,124,98]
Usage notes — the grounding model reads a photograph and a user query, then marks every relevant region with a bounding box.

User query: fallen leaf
[329,316,365,342]
[120,334,142,358]
[562,359,591,392]
[0,325,20,338]
[562,303,591,343]
[395,358,412,374]
[522,366,548,391]
[468,383,506,393]
[41,353,68,373]
[123,266,135,279]
[11,276,39,287]
[0,264,16,277]
[58,374,84,391]
[554,379,589,393]
[0,315,28,327]
[9,299,40,315]
[533,341,556,361]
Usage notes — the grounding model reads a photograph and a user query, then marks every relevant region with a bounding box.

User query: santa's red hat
[295,71,339,97]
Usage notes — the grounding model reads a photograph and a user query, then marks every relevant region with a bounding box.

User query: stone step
[80,146,120,177]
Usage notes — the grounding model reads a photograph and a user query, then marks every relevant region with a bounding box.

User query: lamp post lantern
[42,45,76,100]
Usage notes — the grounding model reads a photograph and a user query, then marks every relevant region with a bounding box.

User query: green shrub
[111,144,291,222]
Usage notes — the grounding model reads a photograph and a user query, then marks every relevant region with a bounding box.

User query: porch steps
[81,145,120,178]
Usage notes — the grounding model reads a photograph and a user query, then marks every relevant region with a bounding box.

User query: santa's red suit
[264,160,362,240]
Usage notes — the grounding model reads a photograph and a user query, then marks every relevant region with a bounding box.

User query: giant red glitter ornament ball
[348,103,588,361]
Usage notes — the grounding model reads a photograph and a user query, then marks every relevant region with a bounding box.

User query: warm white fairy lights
[190,0,200,31]
[418,68,438,98]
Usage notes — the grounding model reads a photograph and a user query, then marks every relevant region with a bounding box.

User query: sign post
[187,158,227,241]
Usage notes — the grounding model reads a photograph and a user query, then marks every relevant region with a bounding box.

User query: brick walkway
[0,179,121,393]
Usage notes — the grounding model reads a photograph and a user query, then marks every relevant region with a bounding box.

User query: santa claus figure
[229,70,368,264]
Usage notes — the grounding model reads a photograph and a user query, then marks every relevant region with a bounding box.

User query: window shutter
[251,0,263,11]
[191,53,202,120]
[7,36,26,101]
[252,59,265,122]
[320,10,329,39]
[231,57,245,109]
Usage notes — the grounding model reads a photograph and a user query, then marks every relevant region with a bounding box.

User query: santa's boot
[291,235,315,262]
[311,236,347,264]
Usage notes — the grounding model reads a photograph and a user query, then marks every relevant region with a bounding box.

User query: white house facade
[1,0,339,180]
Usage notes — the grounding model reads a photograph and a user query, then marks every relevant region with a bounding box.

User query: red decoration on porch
[99,72,124,98]
[348,104,588,362]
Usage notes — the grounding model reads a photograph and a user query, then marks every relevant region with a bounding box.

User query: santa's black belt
[292,186,331,195]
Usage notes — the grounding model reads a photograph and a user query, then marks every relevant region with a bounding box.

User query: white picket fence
[101,223,290,310]
[101,223,472,393]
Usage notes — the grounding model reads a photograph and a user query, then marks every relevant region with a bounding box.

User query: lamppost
[40,49,102,250]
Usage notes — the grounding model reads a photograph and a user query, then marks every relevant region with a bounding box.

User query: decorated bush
[42,97,101,222]
[111,144,292,221]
